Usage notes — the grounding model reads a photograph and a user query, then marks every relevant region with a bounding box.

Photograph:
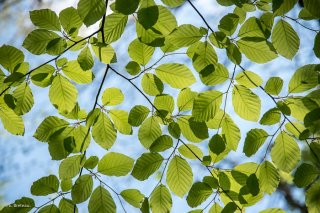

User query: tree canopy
[1,0,320,212]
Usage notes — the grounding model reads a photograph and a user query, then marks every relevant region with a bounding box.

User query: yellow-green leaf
[166,156,193,197]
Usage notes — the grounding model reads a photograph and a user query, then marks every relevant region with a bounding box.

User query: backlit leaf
[167,156,193,197]
[98,152,134,176]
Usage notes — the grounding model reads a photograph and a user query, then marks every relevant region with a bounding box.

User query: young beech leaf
[71,174,93,204]
[131,153,164,181]
[98,152,134,176]
[166,156,193,197]
[88,186,116,213]
[150,185,172,213]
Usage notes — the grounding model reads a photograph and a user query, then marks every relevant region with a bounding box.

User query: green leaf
[71,125,91,152]
[140,197,150,213]
[49,74,78,114]
[137,6,177,47]
[237,38,277,63]
[30,64,55,87]
[177,88,197,112]
[30,175,59,196]
[246,174,260,196]
[38,204,60,213]
[62,60,94,84]
[277,100,291,116]
[270,131,301,172]
[187,182,212,207]
[138,116,162,148]
[306,180,320,212]
[167,122,180,140]
[299,8,317,20]
[150,185,172,213]
[304,0,320,18]
[91,43,116,64]
[0,104,24,135]
[1,197,35,213]
[125,61,141,75]
[232,85,261,121]
[199,63,229,86]
[188,41,218,72]
[226,43,242,65]
[272,0,297,16]
[314,33,320,58]
[61,179,72,192]
[46,37,67,55]
[120,189,145,208]
[77,46,94,70]
[272,20,299,59]
[243,129,269,157]
[285,97,317,121]
[59,198,78,213]
[293,163,319,187]
[30,9,60,31]
[59,7,83,36]
[84,156,99,169]
[218,172,230,191]
[260,108,281,126]
[137,5,159,29]
[23,29,59,55]
[192,90,223,122]
[235,71,263,88]
[102,87,124,106]
[128,105,150,126]
[209,134,226,155]
[218,13,239,36]
[209,31,229,49]
[167,24,203,48]
[178,144,203,159]
[34,116,68,142]
[260,13,274,37]
[155,63,196,89]
[234,7,246,23]
[161,0,185,7]
[99,13,128,44]
[92,111,117,149]
[47,127,73,160]
[260,208,285,213]
[141,73,164,96]
[98,152,134,176]
[258,161,280,194]
[167,156,193,197]
[264,77,283,95]
[304,108,320,132]
[12,82,34,115]
[288,64,319,93]
[238,17,267,38]
[209,203,223,213]
[71,174,93,204]
[77,0,106,26]
[154,94,174,113]
[150,135,173,152]
[221,203,238,213]
[59,155,82,180]
[109,110,131,135]
[88,186,116,213]
[115,0,139,15]
[128,39,155,65]
[131,152,163,181]
[0,45,24,72]
[221,115,240,151]
[177,116,209,143]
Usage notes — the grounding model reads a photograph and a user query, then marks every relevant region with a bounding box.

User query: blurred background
[0,0,318,212]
